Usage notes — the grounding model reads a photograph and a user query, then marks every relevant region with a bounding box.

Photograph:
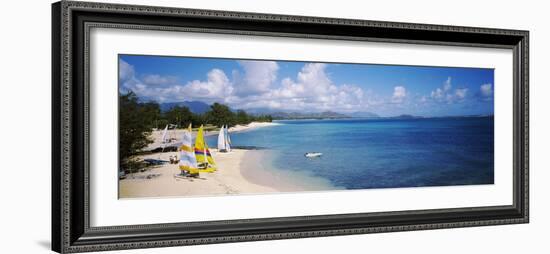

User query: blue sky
[119,54,494,117]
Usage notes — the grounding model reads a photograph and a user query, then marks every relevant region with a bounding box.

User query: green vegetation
[204,103,235,127]
[164,105,193,127]
[118,91,272,172]
[119,92,156,172]
[199,103,271,127]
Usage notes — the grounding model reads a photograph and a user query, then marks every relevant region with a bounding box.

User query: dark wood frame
[52,1,529,253]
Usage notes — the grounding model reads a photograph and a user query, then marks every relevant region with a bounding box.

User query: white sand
[228,122,281,133]
[119,149,280,198]
[119,121,337,199]
[119,148,337,198]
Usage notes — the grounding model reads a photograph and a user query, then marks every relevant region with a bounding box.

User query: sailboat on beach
[225,125,232,151]
[178,124,199,177]
[217,125,232,152]
[195,125,217,172]
[160,124,177,149]
[160,125,169,150]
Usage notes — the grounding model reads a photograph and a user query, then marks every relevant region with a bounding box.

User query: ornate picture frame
[52,1,529,253]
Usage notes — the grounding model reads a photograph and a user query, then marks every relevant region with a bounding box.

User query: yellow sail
[194,125,217,172]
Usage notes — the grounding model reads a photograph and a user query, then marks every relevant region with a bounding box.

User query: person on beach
[169,155,175,164]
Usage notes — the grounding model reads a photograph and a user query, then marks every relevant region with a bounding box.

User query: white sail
[179,125,198,173]
[224,125,231,152]
[217,125,226,151]
[160,124,169,148]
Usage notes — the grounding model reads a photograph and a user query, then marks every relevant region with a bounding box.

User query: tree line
[119,91,272,172]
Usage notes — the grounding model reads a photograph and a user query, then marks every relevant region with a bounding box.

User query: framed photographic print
[52,1,529,253]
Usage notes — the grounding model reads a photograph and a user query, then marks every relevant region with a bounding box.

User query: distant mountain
[388,114,423,119]
[271,111,350,120]
[452,114,494,118]
[349,112,380,118]
[244,108,276,115]
[160,101,211,114]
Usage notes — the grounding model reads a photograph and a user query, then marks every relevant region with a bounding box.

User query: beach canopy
[178,124,199,174]
[195,125,217,172]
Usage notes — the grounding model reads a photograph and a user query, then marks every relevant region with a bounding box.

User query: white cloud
[119,61,233,103]
[119,60,151,97]
[262,63,333,100]
[120,60,381,112]
[443,77,452,91]
[429,77,468,103]
[296,63,332,93]
[480,83,493,98]
[119,59,134,83]
[246,63,372,112]
[180,69,233,102]
[391,86,407,103]
[431,88,444,100]
[454,88,468,100]
[233,60,278,96]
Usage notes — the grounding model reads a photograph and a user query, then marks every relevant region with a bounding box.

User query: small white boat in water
[305,152,323,158]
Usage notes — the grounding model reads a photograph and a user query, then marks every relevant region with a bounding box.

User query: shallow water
[207,117,494,190]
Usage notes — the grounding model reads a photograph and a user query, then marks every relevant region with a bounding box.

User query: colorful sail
[178,124,199,174]
[195,125,216,172]
[217,125,227,151]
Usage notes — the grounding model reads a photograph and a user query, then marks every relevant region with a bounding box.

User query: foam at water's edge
[239,150,341,193]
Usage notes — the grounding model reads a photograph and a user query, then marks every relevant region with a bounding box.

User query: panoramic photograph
[118,54,495,199]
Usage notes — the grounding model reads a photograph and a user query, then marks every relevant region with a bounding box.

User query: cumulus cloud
[480,83,493,100]
[454,88,468,99]
[120,60,381,112]
[180,69,233,102]
[119,60,153,98]
[119,59,134,82]
[430,88,444,100]
[233,60,278,96]
[257,63,332,101]
[242,63,371,112]
[119,60,233,103]
[391,86,407,103]
[443,77,452,92]
[429,77,468,103]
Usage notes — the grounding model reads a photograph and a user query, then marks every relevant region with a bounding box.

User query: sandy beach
[119,121,330,198]
[119,149,276,198]
[119,148,336,198]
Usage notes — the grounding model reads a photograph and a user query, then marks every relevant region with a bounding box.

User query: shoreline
[228,121,281,133]
[239,150,338,193]
[119,148,336,199]
[119,149,278,198]
[120,121,338,199]
[145,121,280,151]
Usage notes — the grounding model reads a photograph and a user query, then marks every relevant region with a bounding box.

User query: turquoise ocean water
[207,117,494,190]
